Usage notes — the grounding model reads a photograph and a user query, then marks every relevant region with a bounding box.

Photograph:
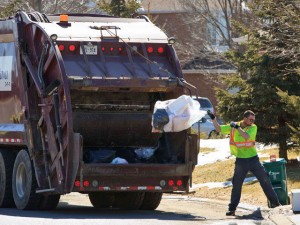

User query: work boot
[270,202,282,208]
[226,210,235,216]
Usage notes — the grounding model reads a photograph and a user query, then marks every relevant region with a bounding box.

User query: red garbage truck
[0,11,199,210]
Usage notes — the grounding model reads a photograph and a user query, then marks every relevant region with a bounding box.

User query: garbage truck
[0,10,199,210]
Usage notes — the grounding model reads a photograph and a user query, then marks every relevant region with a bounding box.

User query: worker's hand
[207,110,215,120]
[230,121,240,129]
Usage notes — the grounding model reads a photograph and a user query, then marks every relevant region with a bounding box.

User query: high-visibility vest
[220,122,258,158]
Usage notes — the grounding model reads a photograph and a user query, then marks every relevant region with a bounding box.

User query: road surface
[0,193,278,225]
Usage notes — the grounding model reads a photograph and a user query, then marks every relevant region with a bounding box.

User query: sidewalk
[268,205,300,225]
[289,214,300,224]
[167,194,300,224]
[185,194,300,224]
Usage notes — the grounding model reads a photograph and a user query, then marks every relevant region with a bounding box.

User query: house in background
[138,0,236,107]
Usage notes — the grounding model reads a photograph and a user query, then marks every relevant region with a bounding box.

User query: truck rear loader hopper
[0,11,199,210]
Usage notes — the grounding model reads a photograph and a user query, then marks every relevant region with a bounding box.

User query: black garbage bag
[83,149,116,163]
[153,108,169,131]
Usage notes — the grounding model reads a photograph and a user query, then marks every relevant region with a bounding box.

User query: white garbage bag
[110,157,128,164]
[152,95,206,132]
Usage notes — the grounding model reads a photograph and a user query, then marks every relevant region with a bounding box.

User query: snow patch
[192,177,257,189]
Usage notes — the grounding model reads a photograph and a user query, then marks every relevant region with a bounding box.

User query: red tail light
[74,180,80,187]
[168,180,174,186]
[110,47,114,52]
[83,180,90,187]
[157,47,164,54]
[58,44,65,51]
[176,180,183,186]
[147,46,154,54]
[118,47,123,52]
[101,47,105,51]
[69,44,76,52]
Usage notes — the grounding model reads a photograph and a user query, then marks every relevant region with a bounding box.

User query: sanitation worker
[207,110,280,216]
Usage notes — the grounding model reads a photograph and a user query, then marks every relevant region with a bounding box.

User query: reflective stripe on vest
[229,128,255,148]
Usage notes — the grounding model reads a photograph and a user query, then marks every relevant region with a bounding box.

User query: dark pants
[228,155,280,211]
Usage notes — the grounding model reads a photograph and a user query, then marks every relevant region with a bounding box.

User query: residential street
[0,193,297,225]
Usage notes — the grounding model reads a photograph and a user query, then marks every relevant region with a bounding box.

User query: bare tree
[0,0,98,16]
[180,0,251,49]
[41,0,97,14]
[177,0,253,70]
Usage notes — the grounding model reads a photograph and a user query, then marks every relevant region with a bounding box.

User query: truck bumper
[73,163,194,193]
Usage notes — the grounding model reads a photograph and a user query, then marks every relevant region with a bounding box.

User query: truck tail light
[168,179,174,186]
[176,180,183,186]
[69,44,76,52]
[74,180,80,187]
[157,47,164,54]
[147,46,154,54]
[58,44,65,51]
[74,180,90,188]
[83,180,90,187]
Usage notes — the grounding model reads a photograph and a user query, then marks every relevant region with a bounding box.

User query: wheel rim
[15,162,27,198]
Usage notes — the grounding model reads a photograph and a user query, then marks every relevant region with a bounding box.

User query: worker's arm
[211,118,221,133]
[207,110,221,133]
[236,127,250,140]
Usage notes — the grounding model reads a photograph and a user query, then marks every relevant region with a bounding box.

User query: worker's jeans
[228,155,280,211]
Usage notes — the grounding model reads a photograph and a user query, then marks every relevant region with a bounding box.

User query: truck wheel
[12,150,41,210]
[0,150,16,208]
[114,192,145,210]
[88,192,115,208]
[39,194,60,210]
[139,192,163,210]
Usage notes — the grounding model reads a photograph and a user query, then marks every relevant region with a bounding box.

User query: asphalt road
[0,193,278,225]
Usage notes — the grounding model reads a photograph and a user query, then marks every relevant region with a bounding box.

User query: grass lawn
[191,148,300,207]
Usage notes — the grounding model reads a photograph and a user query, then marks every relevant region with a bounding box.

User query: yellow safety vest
[220,122,257,158]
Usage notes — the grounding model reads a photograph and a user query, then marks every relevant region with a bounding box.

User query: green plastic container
[263,158,289,206]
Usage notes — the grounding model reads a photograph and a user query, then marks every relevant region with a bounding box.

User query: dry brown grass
[190,148,300,207]
[199,147,216,154]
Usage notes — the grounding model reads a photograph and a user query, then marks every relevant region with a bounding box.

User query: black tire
[114,192,145,210]
[88,192,115,208]
[0,150,16,208]
[12,150,41,210]
[39,194,60,210]
[139,192,163,210]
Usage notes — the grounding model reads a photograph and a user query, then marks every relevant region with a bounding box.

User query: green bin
[262,158,289,206]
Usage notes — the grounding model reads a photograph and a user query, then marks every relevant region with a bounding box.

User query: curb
[269,214,295,225]
[164,195,261,212]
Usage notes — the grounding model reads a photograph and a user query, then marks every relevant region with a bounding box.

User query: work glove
[230,121,240,129]
[153,109,169,131]
[207,110,215,120]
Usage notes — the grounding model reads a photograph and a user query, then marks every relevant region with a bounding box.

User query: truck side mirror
[200,117,207,123]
